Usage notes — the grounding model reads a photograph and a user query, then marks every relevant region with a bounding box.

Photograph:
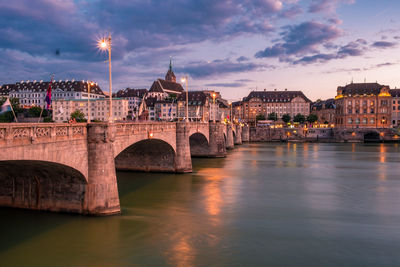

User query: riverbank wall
[249,126,400,143]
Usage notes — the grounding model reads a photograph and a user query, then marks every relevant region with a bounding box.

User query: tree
[28,106,42,117]
[293,113,306,124]
[307,113,318,123]
[267,112,278,121]
[255,114,266,121]
[282,113,291,123]
[70,110,86,122]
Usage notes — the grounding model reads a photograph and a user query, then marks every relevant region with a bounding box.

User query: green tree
[267,112,278,121]
[306,113,318,123]
[28,106,42,117]
[256,114,266,121]
[293,113,306,124]
[70,110,86,122]
[282,113,291,123]
[0,111,14,122]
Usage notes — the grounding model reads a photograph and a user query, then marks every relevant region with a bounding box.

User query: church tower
[165,58,176,83]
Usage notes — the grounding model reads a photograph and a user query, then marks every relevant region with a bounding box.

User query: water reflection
[1,143,400,266]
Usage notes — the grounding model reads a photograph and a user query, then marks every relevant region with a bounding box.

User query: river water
[1,143,400,266]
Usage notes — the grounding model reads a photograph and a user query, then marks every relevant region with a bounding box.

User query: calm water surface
[1,143,400,266]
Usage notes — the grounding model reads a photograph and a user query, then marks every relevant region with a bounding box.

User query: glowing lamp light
[380,132,384,137]
[351,132,356,136]
[148,132,154,139]
[181,77,186,83]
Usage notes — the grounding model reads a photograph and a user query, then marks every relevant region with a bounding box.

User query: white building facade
[52,98,129,122]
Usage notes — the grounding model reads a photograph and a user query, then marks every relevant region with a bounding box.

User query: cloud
[205,83,245,88]
[281,5,303,18]
[308,0,355,14]
[372,41,397,48]
[294,39,367,64]
[175,59,269,78]
[236,56,249,62]
[255,21,341,59]
[323,62,398,74]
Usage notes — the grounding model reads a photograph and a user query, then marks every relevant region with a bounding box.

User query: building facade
[52,98,128,122]
[7,80,105,108]
[113,88,147,119]
[311,98,336,125]
[335,83,392,128]
[177,91,210,121]
[241,89,311,123]
[390,89,400,127]
[155,100,177,121]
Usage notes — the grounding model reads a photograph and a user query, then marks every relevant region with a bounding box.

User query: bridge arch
[115,138,176,172]
[0,160,87,213]
[364,131,381,142]
[189,132,210,157]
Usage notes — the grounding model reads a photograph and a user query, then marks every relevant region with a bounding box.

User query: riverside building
[7,80,105,107]
[52,98,128,122]
[334,82,392,128]
[390,89,400,127]
[240,89,311,123]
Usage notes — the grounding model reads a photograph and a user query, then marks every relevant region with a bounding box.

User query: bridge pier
[242,125,250,142]
[234,125,242,145]
[174,123,192,173]
[226,124,234,150]
[207,122,227,157]
[85,123,121,215]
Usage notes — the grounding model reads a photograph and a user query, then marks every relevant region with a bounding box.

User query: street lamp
[97,33,113,123]
[181,76,189,122]
[229,101,232,124]
[212,93,216,123]
[87,81,94,123]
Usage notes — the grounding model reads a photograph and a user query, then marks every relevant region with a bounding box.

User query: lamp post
[87,81,94,123]
[98,33,113,123]
[181,76,189,122]
[212,93,216,123]
[229,101,232,124]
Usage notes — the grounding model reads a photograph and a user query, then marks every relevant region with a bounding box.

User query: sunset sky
[1,0,400,101]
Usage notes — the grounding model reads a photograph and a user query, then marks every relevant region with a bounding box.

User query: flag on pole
[45,78,54,109]
[196,106,200,117]
[0,98,12,114]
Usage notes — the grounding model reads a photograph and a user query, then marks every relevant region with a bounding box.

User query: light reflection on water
[0,143,400,266]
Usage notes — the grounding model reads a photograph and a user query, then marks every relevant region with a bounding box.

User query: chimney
[264,89,266,91]
[285,88,287,91]
[274,88,277,91]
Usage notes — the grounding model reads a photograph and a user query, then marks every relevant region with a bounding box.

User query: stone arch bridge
[0,122,249,216]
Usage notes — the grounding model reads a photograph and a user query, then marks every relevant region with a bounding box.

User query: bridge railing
[113,122,177,136]
[0,123,87,146]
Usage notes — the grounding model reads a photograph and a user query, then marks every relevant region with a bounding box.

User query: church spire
[165,57,176,82]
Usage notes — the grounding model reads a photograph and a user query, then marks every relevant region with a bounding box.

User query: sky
[1,0,400,101]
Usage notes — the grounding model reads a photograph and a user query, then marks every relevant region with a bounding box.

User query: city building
[144,97,157,121]
[155,100,177,121]
[232,101,243,122]
[177,91,210,121]
[335,82,392,128]
[311,98,336,125]
[147,61,184,100]
[52,98,128,122]
[390,89,400,127]
[113,88,147,118]
[241,89,311,123]
[7,80,105,107]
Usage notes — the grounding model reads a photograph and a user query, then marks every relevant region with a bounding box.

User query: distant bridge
[0,122,249,215]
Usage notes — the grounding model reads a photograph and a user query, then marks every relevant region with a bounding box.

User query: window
[355,118,360,124]
[348,118,352,124]
[362,118,367,124]
[370,118,375,124]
